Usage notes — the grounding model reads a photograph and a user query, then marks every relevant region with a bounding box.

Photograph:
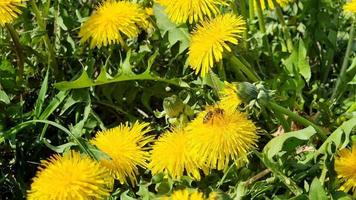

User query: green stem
[6,24,24,81]
[249,0,255,24]
[218,60,227,81]
[230,55,260,82]
[255,0,266,33]
[30,0,58,76]
[331,20,355,100]
[239,0,248,48]
[255,0,274,59]
[271,0,293,52]
[266,101,328,141]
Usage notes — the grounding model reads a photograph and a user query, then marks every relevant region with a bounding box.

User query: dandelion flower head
[91,121,154,185]
[335,144,356,194]
[161,189,218,200]
[344,0,356,13]
[27,151,113,200]
[0,0,27,26]
[186,103,258,170]
[156,0,221,24]
[219,82,241,111]
[79,1,151,48]
[188,14,246,77]
[149,128,202,180]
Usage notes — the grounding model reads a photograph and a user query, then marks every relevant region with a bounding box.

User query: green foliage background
[0,0,355,199]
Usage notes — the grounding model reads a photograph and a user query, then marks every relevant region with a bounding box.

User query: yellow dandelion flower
[219,82,241,111]
[156,0,221,24]
[162,189,217,200]
[344,0,356,13]
[186,103,258,170]
[188,14,246,77]
[335,144,356,194]
[91,121,154,185]
[27,151,113,200]
[148,128,202,180]
[79,1,151,48]
[255,0,291,10]
[0,0,27,26]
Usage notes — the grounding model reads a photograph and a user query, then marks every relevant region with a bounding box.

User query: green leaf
[284,39,311,82]
[153,4,190,54]
[39,91,69,120]
[54,52,188,90]
[0,90,10,104]
[256,151,304,196]
[309,178,328,200]
[34,68,49,118]
[317,117,356,156]
[263,126,316,160]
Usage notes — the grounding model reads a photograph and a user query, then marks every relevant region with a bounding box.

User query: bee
[203,108,224,124]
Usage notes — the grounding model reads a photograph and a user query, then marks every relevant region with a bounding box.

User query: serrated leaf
[55,52,188,90]
[263,126,316,160]
[317,117,356,156]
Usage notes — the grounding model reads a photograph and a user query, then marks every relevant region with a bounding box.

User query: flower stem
[249,0,255,24]
[255,0,266,33]
[239,0,248,48]
[254,0,273,59]
[271,0,293,52]
[230,55,260,82]
[5,24,24,81]
[266,101,328,141]
[30,0,58,76]
[331,20,355,100]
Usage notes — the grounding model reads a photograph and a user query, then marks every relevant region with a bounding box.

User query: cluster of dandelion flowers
[186,104,258,170]
[334,144,356,194]
[28,151,113,200]
[91,122,154,185]
[79,1,151,48]
[188,14,246,77]
[254,0,291,10]
[0,0,27,26]
[344,0,356,13]
[219,82,241,111]
[148,128,202,180]
[156,0,221,24]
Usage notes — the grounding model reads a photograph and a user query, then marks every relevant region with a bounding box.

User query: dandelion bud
[163,95,185,118]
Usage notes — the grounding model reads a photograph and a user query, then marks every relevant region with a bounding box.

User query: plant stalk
[6,24,24,81]
[230,55,260,82]
[271,0,293,52]
[266,101,328,141]
[30,0,58,76]
[239,0,248,48]
[331,20,355,100]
